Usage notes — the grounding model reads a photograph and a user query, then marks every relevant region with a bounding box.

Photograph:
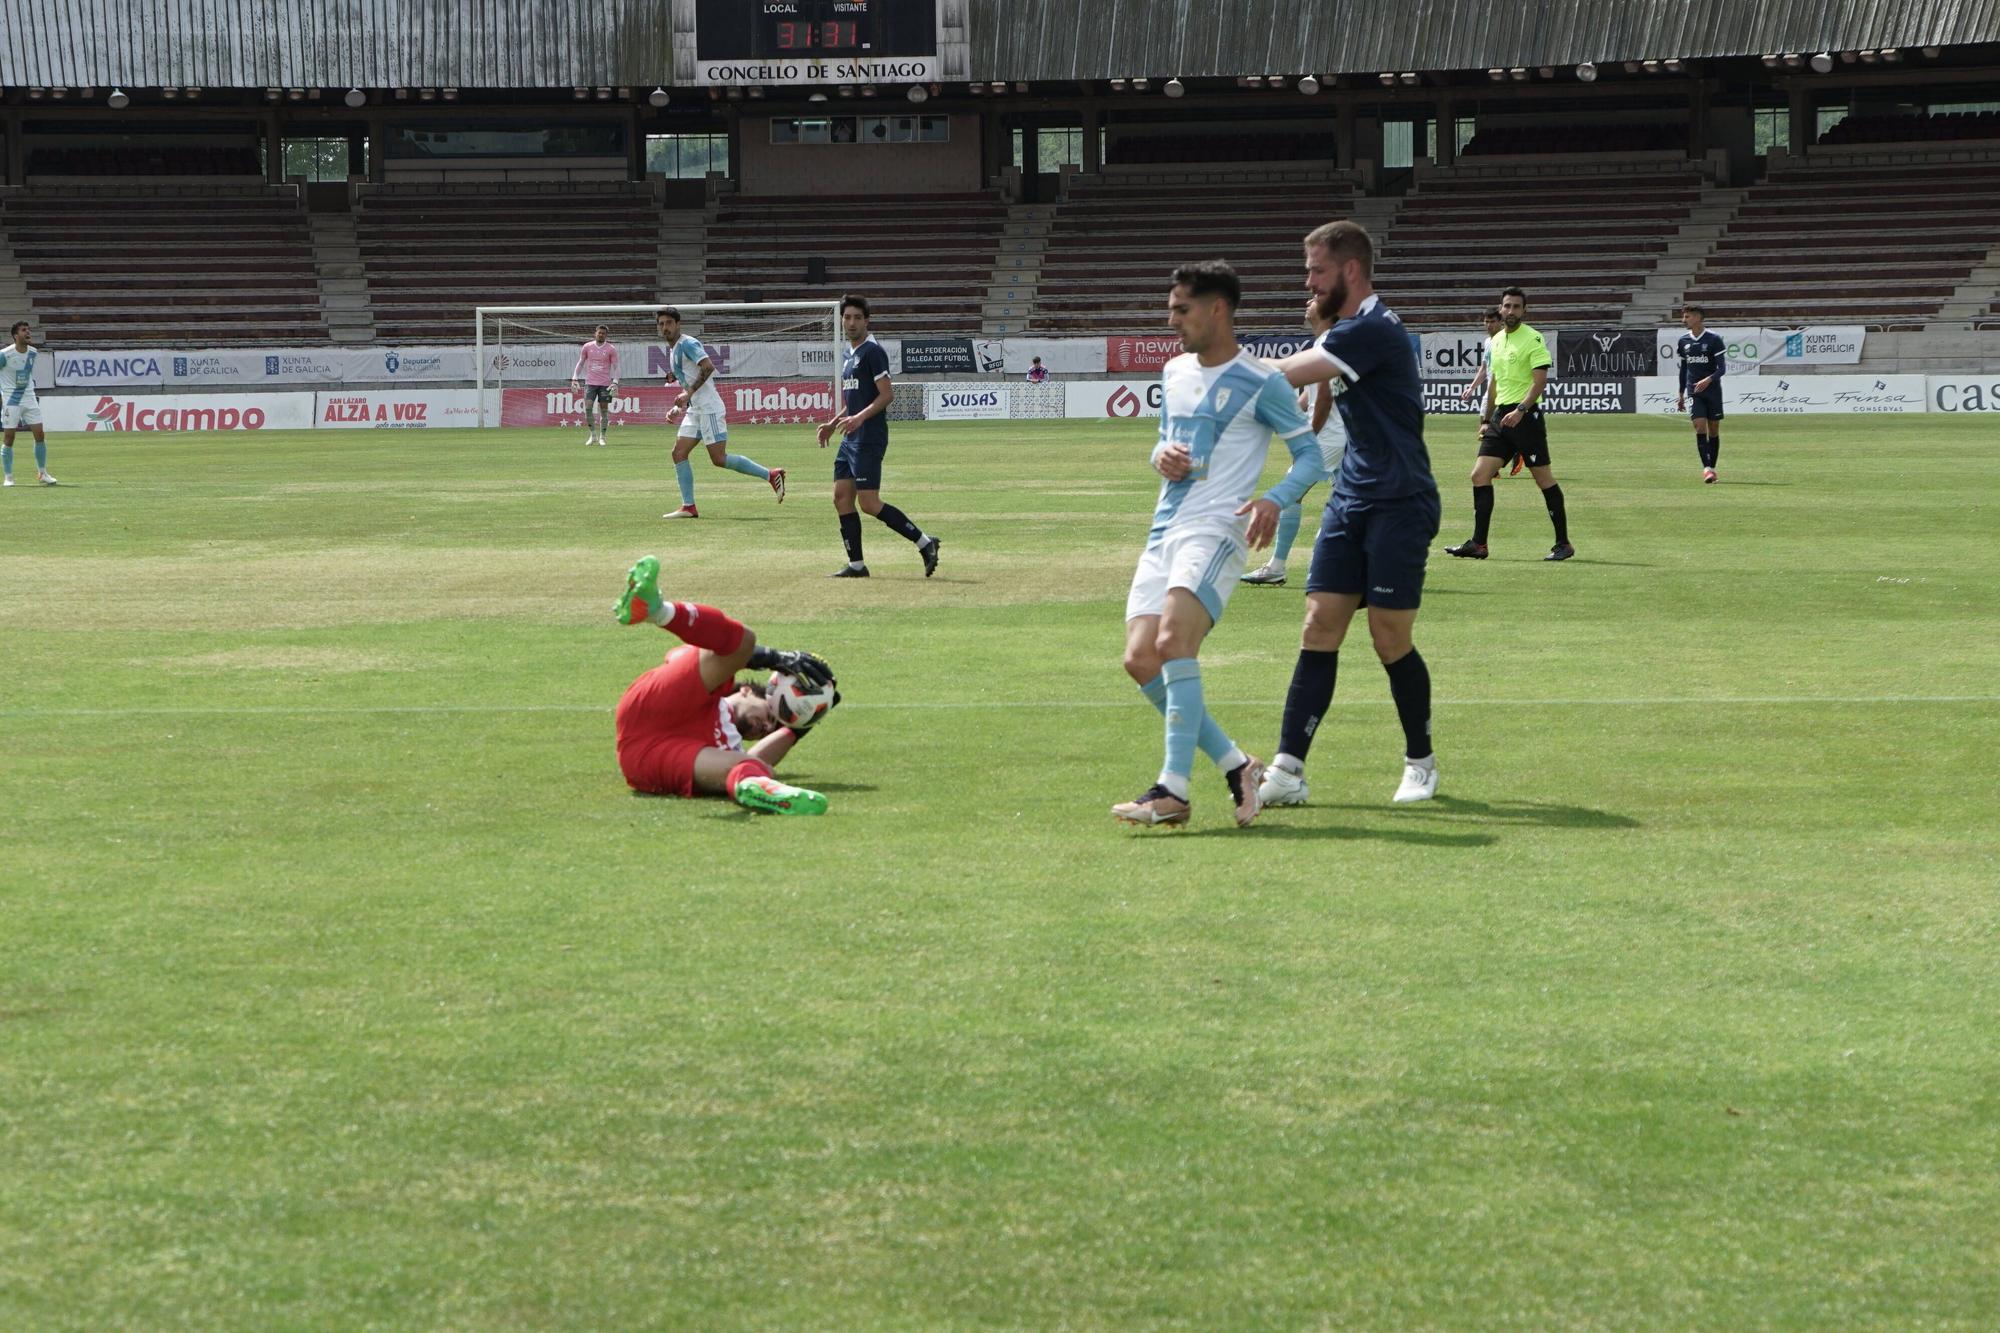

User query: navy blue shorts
[834,436,887,490]
[1687,387,1724,422]
[1305,489,1442,611]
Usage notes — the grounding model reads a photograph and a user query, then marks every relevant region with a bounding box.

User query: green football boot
[615,555,662,625]
[733,775,829,816]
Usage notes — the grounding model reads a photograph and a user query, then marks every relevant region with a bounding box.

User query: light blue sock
[34,440,46,471]
[675,459,696,507]
[1159,657,1207,793]
[1,445,11,477]
[1272,502,1303,563]
[723,453,769,481]
[1139,674,1239,768]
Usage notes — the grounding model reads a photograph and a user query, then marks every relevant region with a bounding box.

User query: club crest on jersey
[1214,388,1232,412]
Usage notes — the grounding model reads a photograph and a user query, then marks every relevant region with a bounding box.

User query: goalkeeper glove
[748,646,835,689]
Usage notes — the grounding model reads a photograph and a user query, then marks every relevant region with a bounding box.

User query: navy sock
[1382,649,1433,760]
[839,511,864,564]
[1695,428,1710,468]
[1277,649,1338,763]
[873,503,925,545]
[1708,428,1720,468]
[1472,484,1494,544]
[1542,483,1569,546]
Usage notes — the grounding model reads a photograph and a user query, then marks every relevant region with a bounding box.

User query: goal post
[473,301,843,427]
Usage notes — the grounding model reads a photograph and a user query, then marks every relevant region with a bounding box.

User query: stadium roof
[974,0,2000,80]
[2,0,1997,88]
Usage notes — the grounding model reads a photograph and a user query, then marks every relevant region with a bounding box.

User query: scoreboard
[692,0,941,86]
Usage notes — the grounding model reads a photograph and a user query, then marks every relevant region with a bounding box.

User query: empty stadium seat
[1372,166,1701,327]
[1025,175,1354,333]
[3,187,330,345]
[1678,159,2000,326]
[354,184,662,342]
[702,191,1008,333]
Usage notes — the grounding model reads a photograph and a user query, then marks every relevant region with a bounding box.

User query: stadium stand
[700,190,1009,332]
[1370,163,1704,326]
[2,187,330,345]
[354,184,661,342]
[1460,123,1688,156]
[27,145,263,178]
[1817,110,2000,146]
[1676,158,2000,325]
[1020,172,1357,333]
[1105,132,1327,165]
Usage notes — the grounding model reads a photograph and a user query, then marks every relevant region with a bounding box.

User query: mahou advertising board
[500,381,839,427]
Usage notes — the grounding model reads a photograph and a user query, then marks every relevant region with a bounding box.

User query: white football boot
[1239,561,1287,586]
[1257,758,1309,807]
[1392,755,1438,804]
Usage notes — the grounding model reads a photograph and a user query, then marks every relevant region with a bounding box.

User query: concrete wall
[737,114,981,196]
[1850,329,2000,374]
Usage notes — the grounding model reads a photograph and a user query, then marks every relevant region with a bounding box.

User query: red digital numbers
[774,17,860,50]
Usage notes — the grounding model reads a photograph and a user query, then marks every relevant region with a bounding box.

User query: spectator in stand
[1025,356,1050,383]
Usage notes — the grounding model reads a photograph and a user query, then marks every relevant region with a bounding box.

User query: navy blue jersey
[1677,331,1727,391]
[841,336,891,446]
[1315,296,1437,501]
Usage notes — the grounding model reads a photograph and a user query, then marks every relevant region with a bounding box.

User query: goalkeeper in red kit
[613,555,838,814]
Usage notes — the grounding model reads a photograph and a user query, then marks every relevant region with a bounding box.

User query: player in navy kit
[1675,304,1727,483]
[1259,221,1444,806]
[816,295,941,578]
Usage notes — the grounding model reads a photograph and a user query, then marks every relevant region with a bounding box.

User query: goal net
[474,301,842,428]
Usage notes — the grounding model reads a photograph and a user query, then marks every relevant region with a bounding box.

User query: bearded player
[613,555,837,814]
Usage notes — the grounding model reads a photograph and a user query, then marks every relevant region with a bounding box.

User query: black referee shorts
[1478,402,1550,468]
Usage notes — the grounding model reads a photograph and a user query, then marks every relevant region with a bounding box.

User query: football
[767,671,836,730]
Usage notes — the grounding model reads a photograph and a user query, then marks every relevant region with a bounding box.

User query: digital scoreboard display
[693,0,939,85]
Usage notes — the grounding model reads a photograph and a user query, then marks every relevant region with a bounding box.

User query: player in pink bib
[570,325,621,446]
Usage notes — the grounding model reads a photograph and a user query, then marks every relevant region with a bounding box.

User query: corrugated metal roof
[2,0,1995,87]
[971,0,2000,79]
[0,0,672,87]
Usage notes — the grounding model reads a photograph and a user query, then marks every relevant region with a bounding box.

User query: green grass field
[3,415,1997,1329]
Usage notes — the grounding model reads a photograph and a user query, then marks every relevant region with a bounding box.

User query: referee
[1444,287,1574,561]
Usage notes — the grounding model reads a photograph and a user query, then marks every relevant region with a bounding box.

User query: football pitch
[3,414,1996,1328]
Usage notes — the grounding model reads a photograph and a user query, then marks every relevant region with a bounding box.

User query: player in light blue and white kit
[1242,296,1348,586]
[1113,262,1324,828]
[655,306,784,520]
[1,320,57,487]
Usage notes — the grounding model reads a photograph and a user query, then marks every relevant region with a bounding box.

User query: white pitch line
[1,695,1996,721]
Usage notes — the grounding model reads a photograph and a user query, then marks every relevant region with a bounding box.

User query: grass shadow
[1177,822,1498,847]
[1319,794,1641,830]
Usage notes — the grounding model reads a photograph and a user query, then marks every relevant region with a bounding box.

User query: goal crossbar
[474,300,843,427]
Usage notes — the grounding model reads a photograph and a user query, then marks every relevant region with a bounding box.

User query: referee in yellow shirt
[1444,287,1575,561]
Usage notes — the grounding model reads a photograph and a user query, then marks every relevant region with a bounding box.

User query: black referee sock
[839,511,864,564]
[1382,648,1433,760]
[1277,649,1338,763]
[1472,484,1494,544]
[1541,483,1569,546]
[873,503,926,545]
